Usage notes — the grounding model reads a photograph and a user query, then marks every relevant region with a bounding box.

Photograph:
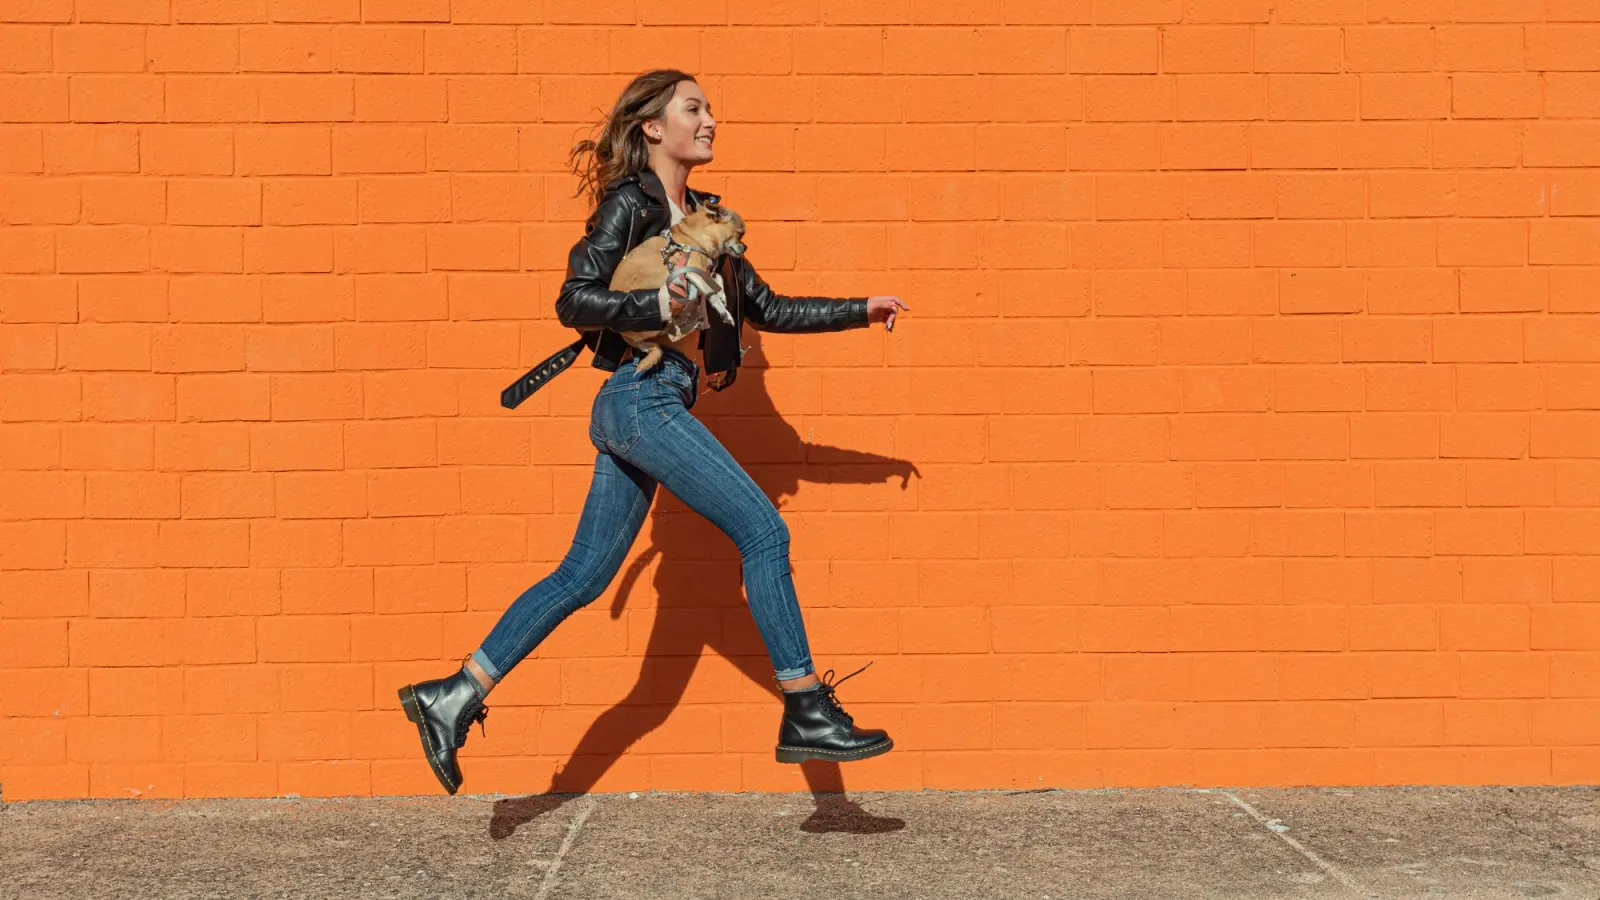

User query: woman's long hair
[568,69,696,213]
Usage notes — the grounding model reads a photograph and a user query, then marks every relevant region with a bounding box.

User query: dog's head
[676,202,746,257]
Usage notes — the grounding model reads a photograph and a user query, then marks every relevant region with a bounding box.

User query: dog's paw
[706,273,735,324]
[683,270,718,297]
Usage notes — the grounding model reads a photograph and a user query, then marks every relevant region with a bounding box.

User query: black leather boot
[398,658,490,795]
[774,662,893,764]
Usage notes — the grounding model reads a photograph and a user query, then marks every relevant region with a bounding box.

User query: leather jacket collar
[611,166,721,215]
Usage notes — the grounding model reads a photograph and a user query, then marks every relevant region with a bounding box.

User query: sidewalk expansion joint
[534,793,597,900]
[1211,789,1376,899]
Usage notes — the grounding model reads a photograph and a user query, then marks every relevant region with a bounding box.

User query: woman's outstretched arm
[734,255,872,333]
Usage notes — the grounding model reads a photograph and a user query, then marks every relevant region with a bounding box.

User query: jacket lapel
[637,166,721,212]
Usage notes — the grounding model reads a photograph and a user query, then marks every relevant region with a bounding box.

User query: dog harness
[659,227,721,303]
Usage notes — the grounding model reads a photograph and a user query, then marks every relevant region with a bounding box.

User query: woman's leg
[469,448,657,689]
[618,369,818,684]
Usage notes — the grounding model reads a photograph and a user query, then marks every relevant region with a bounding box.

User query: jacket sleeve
[736,256,870,334]
[555,190,671,331]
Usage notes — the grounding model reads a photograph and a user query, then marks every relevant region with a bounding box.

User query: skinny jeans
[470,345,816,684]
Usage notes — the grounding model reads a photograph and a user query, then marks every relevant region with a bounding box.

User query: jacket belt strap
[500,334,588,410]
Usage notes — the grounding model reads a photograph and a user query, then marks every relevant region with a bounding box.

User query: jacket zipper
[625,206,642,252]
[626,206,648,337]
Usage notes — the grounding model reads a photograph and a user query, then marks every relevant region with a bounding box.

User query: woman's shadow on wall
[489,334,917,839]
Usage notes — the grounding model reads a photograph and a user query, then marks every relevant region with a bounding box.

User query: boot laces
[453,654,489,745]
[816,661,871,726]
[455,700,488,746]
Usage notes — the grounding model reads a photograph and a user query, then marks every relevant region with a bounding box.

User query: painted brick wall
[2,0,1599,801]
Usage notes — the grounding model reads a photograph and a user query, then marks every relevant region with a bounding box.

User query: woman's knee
[549,556,616,606]
[738,513,791,560]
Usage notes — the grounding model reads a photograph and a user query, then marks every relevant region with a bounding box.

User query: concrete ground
[3,786,1599,899]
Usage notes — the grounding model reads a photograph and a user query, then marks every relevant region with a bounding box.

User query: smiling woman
[595,76,721,349]
[568,71,716,214]
[397,69,905,797]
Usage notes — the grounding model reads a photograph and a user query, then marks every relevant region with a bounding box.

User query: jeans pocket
[591,383,641,455]
[658,361,700,406]
[660,366,692,394]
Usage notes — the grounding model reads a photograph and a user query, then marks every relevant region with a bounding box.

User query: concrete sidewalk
[4,786,1599,899]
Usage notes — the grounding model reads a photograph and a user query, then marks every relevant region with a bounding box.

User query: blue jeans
[470,345,817,684]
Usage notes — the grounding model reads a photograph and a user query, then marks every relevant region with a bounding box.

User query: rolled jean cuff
[469,647,504,684]
[773,662,814,681]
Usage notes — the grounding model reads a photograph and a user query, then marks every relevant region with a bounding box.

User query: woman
[399,69,910,796]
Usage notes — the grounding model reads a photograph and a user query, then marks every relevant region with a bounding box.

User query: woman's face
[646,80,716,167]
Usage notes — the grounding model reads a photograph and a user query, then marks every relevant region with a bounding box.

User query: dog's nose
[728,241,746,255]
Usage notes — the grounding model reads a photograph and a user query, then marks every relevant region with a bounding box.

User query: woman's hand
[866,295,908,331]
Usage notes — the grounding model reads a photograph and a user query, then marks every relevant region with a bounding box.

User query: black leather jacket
[556,167,871,390]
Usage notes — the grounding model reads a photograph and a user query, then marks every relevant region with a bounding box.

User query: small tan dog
[608,202,747,374]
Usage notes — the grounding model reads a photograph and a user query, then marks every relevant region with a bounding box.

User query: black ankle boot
[775,662,893,764]
[398,659,490,795]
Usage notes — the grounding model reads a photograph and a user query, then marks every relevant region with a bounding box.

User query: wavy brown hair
[568,69,697,213]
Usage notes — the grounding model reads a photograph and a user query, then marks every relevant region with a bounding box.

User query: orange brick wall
[3,0,1599,801]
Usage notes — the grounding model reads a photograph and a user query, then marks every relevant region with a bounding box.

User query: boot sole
[398,685,461,795]
[775,737,893,764]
